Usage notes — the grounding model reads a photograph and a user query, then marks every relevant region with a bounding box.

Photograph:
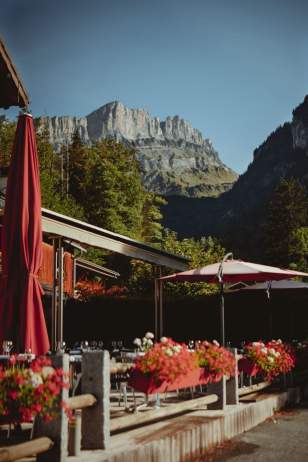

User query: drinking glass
[3,340,13,356]
[90,341,97,350]
[81,340,89,352]
[57,341,66,353]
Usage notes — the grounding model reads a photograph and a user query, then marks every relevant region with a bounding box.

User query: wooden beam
[110,394,218,433]
[0,37,29,109]
[0,437,53,462]
[238,381,271,397]
[67,393,97,410]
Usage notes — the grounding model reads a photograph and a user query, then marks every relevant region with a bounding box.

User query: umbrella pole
[220,282,225,347]
[266,282,272,340]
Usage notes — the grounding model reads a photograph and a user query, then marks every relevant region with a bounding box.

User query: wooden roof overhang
[0,37,29,109]
[42,208,189,271]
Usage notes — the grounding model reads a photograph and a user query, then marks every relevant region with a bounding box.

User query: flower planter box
[238,358,260,377]
[128,368,212,394]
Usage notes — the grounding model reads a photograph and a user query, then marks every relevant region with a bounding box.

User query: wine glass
[57,341,66,353]
[111,340,117,351]
[81,340,89,352]
[98,341,104,350]
[90,341,97,350]
[188,340,194,350]
[117,340,123,351]
[3,340,13,356]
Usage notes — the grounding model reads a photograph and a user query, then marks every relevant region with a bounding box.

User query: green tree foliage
[68,136,164,242]
[264,177,308,269]
[36,128,84,219]
[128,229,225,296]
[0,118,16,167]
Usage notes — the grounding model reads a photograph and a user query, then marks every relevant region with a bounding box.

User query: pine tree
[264,177,308,268]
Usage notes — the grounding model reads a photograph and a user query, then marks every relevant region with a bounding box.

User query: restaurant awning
[0,38,29,109]
[41,208,188,271]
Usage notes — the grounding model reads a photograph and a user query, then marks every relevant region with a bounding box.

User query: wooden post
[226,348,239,405]
[35,354,69,462]
[0,438,53,462]
[207,376,227,410]
[81,351,110,449]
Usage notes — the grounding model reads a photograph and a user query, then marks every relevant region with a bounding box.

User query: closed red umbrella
[0,113,50,355]
[161,254,308,345]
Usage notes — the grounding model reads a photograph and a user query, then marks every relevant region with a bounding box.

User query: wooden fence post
[81,350,110,450]
[226,348,239,405]
[207,376,227,410]
[35,354,69,462]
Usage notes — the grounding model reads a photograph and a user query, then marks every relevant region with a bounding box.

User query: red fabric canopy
[0,114,50,355]
[160,260,308,284]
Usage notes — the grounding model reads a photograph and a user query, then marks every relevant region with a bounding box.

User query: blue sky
[1,0,308,173]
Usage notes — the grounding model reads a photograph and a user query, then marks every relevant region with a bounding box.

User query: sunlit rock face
[36,102,238,197]
[37,116,89,152]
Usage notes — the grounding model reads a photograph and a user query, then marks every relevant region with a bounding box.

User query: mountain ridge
[35,101,238,198]
[162,95,308,259]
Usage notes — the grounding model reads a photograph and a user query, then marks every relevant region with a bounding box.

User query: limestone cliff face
[36,101,238,197]
[37,116,89,151]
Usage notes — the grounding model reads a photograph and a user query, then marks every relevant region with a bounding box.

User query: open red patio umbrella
[0,113,50,355]
[160,253,308,346]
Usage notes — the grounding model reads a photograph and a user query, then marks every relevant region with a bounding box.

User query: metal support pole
[217,252,232,347]
[159,279,163,339]
[57,238,64,347]
[154,278,158,340]
[51,238,58,352]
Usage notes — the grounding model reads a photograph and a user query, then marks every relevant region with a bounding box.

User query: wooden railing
[3,348,295,461]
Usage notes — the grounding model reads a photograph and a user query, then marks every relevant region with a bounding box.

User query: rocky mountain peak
[36,102,238,198]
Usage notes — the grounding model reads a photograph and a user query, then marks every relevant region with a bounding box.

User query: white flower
[252,342,260,346]
[213,340,220,346]
[41,366,55,379]
[277,339,282,344]
[27,371,43,388]
[173,345,182,353]
[165,348,174,357]
[160,337,168,343]
[146,339,153,347]
[261,348,268,354]
[133,338,142,347]
[269,348,276,355]
[268,357,274,363]
[274,351,280,357]
[145,332,154,339]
